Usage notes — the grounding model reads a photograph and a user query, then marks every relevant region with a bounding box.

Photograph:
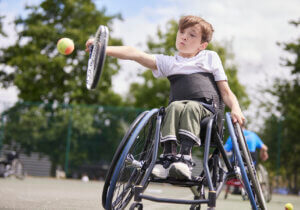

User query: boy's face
[176,24,208,57]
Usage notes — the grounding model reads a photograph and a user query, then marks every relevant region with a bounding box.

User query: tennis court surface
[0,177,298,209]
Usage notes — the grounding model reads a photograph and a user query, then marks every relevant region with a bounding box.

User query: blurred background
[0,0,299,195]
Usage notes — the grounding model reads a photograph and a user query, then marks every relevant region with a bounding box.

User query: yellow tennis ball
[57,38,74,55]
[285,203,293,210]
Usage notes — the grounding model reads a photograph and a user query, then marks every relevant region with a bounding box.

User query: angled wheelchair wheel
[234,124,267,210]
[102,110,149,208]
[105,109,159,210]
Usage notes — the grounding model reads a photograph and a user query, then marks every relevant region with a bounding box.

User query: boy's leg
[178,101,211,147]
[169,101,212,180]
[160,101,185,147]
[152,101,185,179]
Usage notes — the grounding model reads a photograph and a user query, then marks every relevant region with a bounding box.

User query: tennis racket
[86,25,109,90]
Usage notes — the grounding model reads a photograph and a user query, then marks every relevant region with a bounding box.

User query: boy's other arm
[216,80,245,125]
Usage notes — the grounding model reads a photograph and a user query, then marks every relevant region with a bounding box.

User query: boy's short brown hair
[178,15,214,43]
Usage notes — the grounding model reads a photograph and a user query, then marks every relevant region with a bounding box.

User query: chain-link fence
[0,101,145,179]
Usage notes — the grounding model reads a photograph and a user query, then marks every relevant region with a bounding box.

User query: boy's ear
[199,42,208,50]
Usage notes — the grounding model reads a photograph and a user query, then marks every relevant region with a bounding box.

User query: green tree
[259,18,300,193]
[127,19,250,110]
[0,0,122,105]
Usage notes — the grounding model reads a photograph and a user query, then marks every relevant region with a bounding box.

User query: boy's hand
[85,38,94,52]
[231,109,245,126]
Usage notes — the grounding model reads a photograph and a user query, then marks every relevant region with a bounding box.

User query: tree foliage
[127,20,250,110]
[0,0,123,106]
[259,18,300,193]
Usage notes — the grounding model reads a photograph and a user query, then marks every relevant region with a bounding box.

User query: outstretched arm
[107,46,157,70]
[217,80,245,125]
[85,39,157,70]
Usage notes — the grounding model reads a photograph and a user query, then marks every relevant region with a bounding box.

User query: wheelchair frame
[102,108,267,210]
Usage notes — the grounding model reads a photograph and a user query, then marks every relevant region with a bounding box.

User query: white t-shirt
[152,50,227,81]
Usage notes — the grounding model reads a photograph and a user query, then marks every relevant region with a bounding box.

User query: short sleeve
[152,54,173,78]
[253,133,263,149]
[211,52,227,81]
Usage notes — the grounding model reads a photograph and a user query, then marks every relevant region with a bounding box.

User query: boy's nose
[182,33,188,40]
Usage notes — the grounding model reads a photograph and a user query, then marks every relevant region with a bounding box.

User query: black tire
[12,159,25,179]
[234,124,267,210]
[105,109,159,210]
[102,111,148,208]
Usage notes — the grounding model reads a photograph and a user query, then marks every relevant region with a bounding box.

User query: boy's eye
[190,33,195,37]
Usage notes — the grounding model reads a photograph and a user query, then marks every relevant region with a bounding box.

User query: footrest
[139,193,209,205]
[150,176,204,187]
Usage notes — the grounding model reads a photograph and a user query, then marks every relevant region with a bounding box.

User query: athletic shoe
[168,154,195,180]
[152,154,176,179]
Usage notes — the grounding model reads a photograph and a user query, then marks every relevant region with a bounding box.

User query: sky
[0,0,299,127]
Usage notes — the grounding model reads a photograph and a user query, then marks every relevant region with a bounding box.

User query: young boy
[86,15,245,180]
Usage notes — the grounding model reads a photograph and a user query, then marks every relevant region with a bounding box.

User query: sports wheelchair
[101,108,267,210]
